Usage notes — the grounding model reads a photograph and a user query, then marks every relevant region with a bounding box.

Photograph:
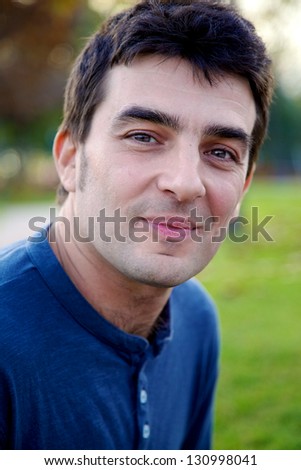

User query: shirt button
[140,389,148,404]
[143,424,150,439]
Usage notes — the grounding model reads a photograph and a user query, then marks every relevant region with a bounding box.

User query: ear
[53,130,77,193]
[232,164,255,218]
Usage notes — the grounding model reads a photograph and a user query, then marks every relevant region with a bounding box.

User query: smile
[145,216,199,242]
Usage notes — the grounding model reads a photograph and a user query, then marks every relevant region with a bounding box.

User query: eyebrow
[112,105,182,132]
[112,106,252,152]
[203,124,252,153]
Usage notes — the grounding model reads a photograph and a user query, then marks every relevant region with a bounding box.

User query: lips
[146,215,198,241]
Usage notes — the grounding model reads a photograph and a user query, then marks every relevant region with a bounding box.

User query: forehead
[97,55,257,134]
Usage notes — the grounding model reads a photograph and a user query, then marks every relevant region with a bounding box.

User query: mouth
[145,215,200,242]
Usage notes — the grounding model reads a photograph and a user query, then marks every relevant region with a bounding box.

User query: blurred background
[0,0,300,449]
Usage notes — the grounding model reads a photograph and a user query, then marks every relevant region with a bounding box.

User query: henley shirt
[0,236,219,449]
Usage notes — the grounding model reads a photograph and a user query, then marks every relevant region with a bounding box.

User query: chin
[129,264,202,288]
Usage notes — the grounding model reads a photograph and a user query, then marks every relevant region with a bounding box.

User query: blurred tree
[0,0,86,124]
[0,0,104,196]
[260,87,301,176]
[236,0,301,175]
[0,0,107,155]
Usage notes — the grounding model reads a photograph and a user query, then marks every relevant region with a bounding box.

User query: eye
[127,132,158,144]
[205,148,237,162]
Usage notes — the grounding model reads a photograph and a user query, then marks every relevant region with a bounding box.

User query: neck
[48,207,171,339]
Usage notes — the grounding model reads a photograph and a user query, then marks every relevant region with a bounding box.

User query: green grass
[0,186,56,204]
[197,178,301,449]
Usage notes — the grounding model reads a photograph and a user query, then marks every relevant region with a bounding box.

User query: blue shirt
[0,236,219,450]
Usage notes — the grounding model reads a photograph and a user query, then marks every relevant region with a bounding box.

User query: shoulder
[171,277,217,320]
[0,239,35,286]
[0,239,37,328]
[170,278,220,347]
[0,238,59,373]
[0,238,50,336]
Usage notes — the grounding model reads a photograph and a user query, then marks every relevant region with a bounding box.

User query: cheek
[87,163,146,214]
[106,160,154,205]
[207,178,245,222]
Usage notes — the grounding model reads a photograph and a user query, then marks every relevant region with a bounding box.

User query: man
[0,0,273,450]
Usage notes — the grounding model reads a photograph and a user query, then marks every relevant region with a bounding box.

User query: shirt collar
[26,233,173,358]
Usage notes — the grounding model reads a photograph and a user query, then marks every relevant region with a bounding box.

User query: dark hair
[57,0,273,203]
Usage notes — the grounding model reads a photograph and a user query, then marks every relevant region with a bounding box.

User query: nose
[157,143,206,202]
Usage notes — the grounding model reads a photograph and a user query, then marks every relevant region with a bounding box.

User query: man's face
[65,56,256,287]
